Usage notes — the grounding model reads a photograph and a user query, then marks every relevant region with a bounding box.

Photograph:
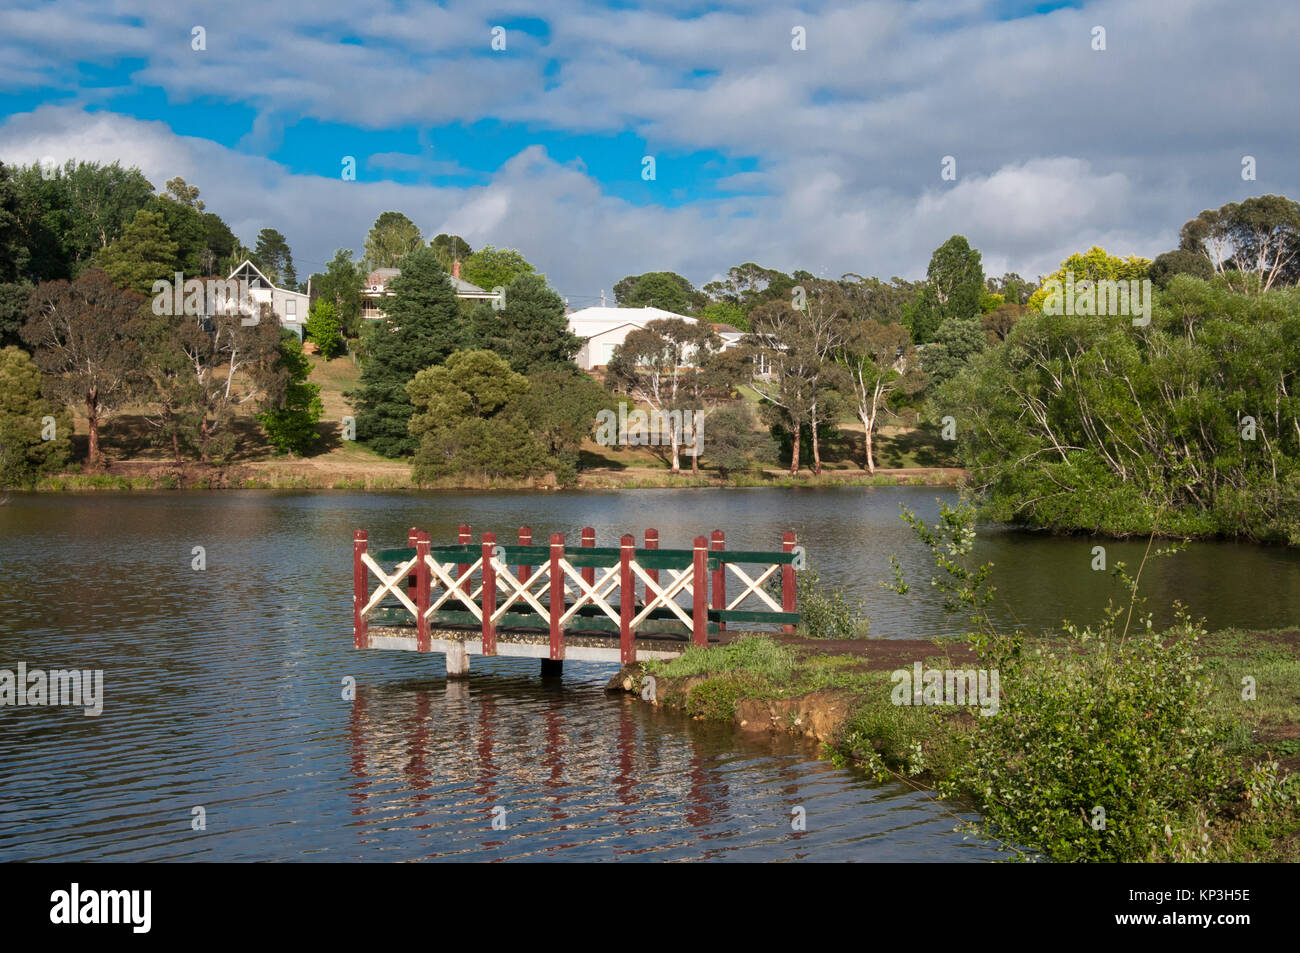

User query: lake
[1,486,1296,861]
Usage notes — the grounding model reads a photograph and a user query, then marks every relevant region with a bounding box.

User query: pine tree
[352,246,463,456]
[96,209,177,294]
[471,272,579,373]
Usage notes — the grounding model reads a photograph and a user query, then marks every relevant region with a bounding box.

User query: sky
[0,0,1296,304]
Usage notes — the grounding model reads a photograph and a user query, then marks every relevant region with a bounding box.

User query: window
[285,299,296,318]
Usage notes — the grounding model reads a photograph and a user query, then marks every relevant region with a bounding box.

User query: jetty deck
[353,525,801,676]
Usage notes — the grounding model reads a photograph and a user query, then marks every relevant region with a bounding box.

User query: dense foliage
[258,331,323,456]
[936,276,1300,542]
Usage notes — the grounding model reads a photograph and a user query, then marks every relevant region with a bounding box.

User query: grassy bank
[619,629,1300,862]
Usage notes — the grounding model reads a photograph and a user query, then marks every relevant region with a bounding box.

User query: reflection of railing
[352,526,800,663]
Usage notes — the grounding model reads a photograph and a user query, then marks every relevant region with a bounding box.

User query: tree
[904,235,985,344]
[1178,195,1300,293]
[140,303,285,463]
[471,271,580,373]
[0,345,71,487]
[96,209,177,294]
[461,244,536,292]
[258,330,323,456]
[253,228,296,288]
[934,278,1300,542]
[835,317,921,474]
[607,318,711,472]
[21,270,145,467]
[838,274,922,326]
[304,299,345,359]
[430,233,473,272]
[0,161,24,282]
[164,177,204,210]
[352,246,463,456]
[0,161,31,347]
[985,272,1033,306]
[1150,249,1214,288]
[924,314,987,390]
[702,403,775,476]
[698,300,748,332]
[982,301,1028,344]
[1026,246,1152,312]
[512,369,613,482]
[407,349,535,483]
[679,338,750,473]
[309,249,365,337]
[149,194,206,276]
[749,281,845,474]
[363,212,423,270]
[613,271,702,313]
[10,160,155,281]
[202,213,238,276]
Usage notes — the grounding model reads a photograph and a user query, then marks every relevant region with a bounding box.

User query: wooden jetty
[352,526,801,676]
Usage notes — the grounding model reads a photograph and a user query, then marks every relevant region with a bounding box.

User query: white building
[568,306,745,370]
[226,259,310,337]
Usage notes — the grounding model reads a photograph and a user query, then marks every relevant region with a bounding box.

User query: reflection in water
[336,662,994,862]
[4,488,1294,861]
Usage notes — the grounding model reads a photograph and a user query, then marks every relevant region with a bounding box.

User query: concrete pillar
[540,659,563,678]
[446,641,470,678]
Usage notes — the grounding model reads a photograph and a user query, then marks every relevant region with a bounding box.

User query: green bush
[794,569,870,639]
[946,619,1231,862]
[304,300,345,359]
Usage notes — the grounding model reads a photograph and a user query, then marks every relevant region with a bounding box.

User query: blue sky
[1,0,1296,298]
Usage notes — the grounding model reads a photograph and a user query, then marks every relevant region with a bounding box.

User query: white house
[568,306,746,370]
[361,261,498,321]
[226,259,310,337]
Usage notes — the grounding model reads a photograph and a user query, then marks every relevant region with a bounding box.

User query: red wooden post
[782,531,797,635]
[518,526,532,586]
[711,529,726,632]
[581,526,595,590]
[549,533,565,661]
[457,524,471,596]
[353,530,369,649]
[619,534,635,664]
[416,533,431,653]
[692,535,708,646]
[644,528,659,608]
[407,526,419,603]
[481,531,497,656]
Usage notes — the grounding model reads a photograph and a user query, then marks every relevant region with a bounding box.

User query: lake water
[1,487,1297,861]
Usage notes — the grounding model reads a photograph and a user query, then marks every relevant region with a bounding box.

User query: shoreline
[17,461,968,492]
[609,628,1300,862]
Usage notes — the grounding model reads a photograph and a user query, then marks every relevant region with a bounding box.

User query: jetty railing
[353,526,800,664]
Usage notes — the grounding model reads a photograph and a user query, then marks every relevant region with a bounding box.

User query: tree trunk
[862,413,876,475]
[199,418,212,464]
[85,396,100,469]
[670,427,680,472]
[790,419,801,475]
[811,413,823,476]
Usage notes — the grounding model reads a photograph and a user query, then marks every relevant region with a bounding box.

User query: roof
[363,267,491,297]
[712,323,744,334]
[567,306,698,335]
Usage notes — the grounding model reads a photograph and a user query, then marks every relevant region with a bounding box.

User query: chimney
[452,261,461,280]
